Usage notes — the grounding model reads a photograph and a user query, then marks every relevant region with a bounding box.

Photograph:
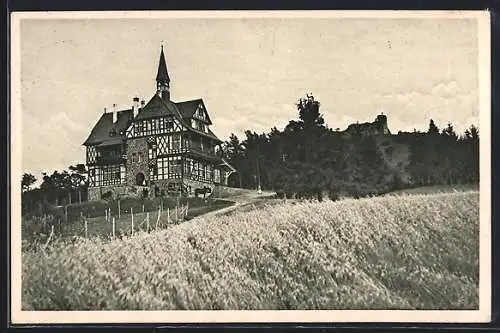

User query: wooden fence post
[112,217,116,239]
[105,208,108,221]
[167,208,170,225]
[131,207,134,236]
[84,218,88,238]
[155,207,161,230]
[43,225,55,249]
[142,204,145,213]
[146,212,150,232]
[118,199,121,219]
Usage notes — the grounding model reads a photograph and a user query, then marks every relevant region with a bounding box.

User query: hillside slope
[22,191,479,310]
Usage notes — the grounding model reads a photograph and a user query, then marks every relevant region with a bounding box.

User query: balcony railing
[95,155,126,164]
[186,147,219,160]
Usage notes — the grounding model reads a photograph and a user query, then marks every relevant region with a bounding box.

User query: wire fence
[22,202,190,250]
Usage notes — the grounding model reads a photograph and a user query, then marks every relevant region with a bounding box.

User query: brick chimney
[112,104,118,123]
[132,97,140,118]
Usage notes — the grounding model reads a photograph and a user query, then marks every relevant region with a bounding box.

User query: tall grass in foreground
[22,191,479,310]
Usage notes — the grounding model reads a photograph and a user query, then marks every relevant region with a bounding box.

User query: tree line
[21,164,89,216]
[221,94,479,200]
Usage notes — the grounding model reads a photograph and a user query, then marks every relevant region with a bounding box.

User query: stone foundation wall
[89,178,216,201]
[88,185,136,201]
[149,179,180,196]
[147,177,214,198]
[183,178,214,197]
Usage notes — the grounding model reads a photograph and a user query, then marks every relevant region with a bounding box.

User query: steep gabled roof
[134,94,177,120]
[83,109,133,146]
[176,99,213,125]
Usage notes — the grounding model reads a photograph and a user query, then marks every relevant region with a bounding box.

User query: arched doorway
[135,172,145,186]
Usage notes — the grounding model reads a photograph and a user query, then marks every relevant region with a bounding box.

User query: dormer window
[192,118,205,132]
[197,106,204,118]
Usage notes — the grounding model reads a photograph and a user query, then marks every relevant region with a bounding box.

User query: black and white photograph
[10,10,491,323]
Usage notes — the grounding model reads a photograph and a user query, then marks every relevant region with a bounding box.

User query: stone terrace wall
[88,185,137,201]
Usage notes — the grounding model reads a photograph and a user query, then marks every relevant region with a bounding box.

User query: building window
[120,165,126,184]
[87,146,97,164]
[149,164,158,179]
[166,121,174,132]
[184,158,192,176]
[169,157,182,178]
[206,164,212,181]
[214,169,221,183]
[171,134,181,151]
[195,120,205,132]
[158,136,168,155]
[152,119,157,134]
[157,158,165,180]
[148,149,155,159]
[159,118,165,133]
[138,152,143,163]
[94,164,123,186]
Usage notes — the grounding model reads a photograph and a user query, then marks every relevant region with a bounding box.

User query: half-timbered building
[83,46,235,201]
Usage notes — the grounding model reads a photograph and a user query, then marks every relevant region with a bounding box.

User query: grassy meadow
[22,190,479,310]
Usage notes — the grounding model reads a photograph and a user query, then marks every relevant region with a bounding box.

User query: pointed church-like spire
[156,44,170,83]
[156,44,171,100]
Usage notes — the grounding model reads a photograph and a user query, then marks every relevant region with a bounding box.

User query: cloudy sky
[16,13,481,180]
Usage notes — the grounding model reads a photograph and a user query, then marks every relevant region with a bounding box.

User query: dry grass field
[22,190,479,310]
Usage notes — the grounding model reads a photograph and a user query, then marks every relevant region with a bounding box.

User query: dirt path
[195,188,276,219]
